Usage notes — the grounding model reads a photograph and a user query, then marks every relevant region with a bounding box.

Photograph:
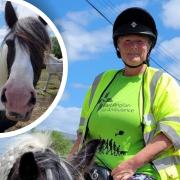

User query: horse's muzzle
[1,86,36,121]
[5,108,33,121]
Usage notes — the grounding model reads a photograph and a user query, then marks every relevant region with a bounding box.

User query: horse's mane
[0,133,84,180]
[0,133,52,180]
[15,17,50,53]
[4,16,50,53]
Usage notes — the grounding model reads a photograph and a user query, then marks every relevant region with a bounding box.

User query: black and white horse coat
[0,1,51,123]
[0,133,100,180]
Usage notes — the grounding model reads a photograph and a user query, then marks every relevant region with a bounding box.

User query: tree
[51,37,62,59]
[50,130,73,156]
[29,129,73,156]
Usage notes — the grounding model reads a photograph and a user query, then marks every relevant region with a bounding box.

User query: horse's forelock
[15,17,50,52]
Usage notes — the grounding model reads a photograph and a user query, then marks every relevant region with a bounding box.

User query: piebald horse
[0,133,100,180]
[0,2,51,127]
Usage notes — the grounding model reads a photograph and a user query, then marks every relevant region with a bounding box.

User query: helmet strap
[123,60,147,68]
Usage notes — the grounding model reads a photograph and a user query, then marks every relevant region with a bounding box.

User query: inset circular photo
[0,0,67,135]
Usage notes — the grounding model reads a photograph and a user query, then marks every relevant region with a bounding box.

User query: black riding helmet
[113,7,157,59]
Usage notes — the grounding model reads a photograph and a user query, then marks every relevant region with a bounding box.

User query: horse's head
[0,134,100,180]
[0,1,51,121]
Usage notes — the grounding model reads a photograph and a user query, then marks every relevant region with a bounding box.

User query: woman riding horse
[69,7,180,180]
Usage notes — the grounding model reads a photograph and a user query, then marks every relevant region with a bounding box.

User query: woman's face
[117,35,151,66]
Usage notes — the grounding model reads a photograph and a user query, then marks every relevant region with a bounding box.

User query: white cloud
[159,37,180,60]
[38,105,81,135]
[115,0,148,11]
[155,37,180,79]
[12,2,37,18]
[1,1,35,17]
[60,91,70,101]
[108,0,149,20]
[0,1,36,16]
[0,0,4,12]
[56,10,112,61]
[72,83,89,89]
[162,0,180,29]
[65,10,95,26]
[0,26,7,44]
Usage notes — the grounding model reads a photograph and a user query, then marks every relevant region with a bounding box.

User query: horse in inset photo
[0,1,51,128]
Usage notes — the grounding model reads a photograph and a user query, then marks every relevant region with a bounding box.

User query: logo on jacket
[97,92,112,111]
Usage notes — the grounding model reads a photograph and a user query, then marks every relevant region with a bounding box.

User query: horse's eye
[5,39,14,46]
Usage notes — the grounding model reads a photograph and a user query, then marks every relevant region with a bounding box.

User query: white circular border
[0,0,68,138]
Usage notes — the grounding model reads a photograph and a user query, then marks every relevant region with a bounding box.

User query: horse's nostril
[29,92,36,105]
[1,89,7,103]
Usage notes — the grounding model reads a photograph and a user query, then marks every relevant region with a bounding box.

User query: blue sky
[0,0,180,147]
[34,0,180,135]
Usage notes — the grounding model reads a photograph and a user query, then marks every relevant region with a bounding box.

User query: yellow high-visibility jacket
[78,67,180,180]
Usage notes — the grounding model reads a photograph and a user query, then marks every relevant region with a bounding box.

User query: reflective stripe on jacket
[78,67,180,180]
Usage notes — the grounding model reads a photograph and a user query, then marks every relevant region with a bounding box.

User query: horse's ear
[5,1,18,28]
[70,140,101,173]
[19,152,39,179]
[38,16,47,26]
